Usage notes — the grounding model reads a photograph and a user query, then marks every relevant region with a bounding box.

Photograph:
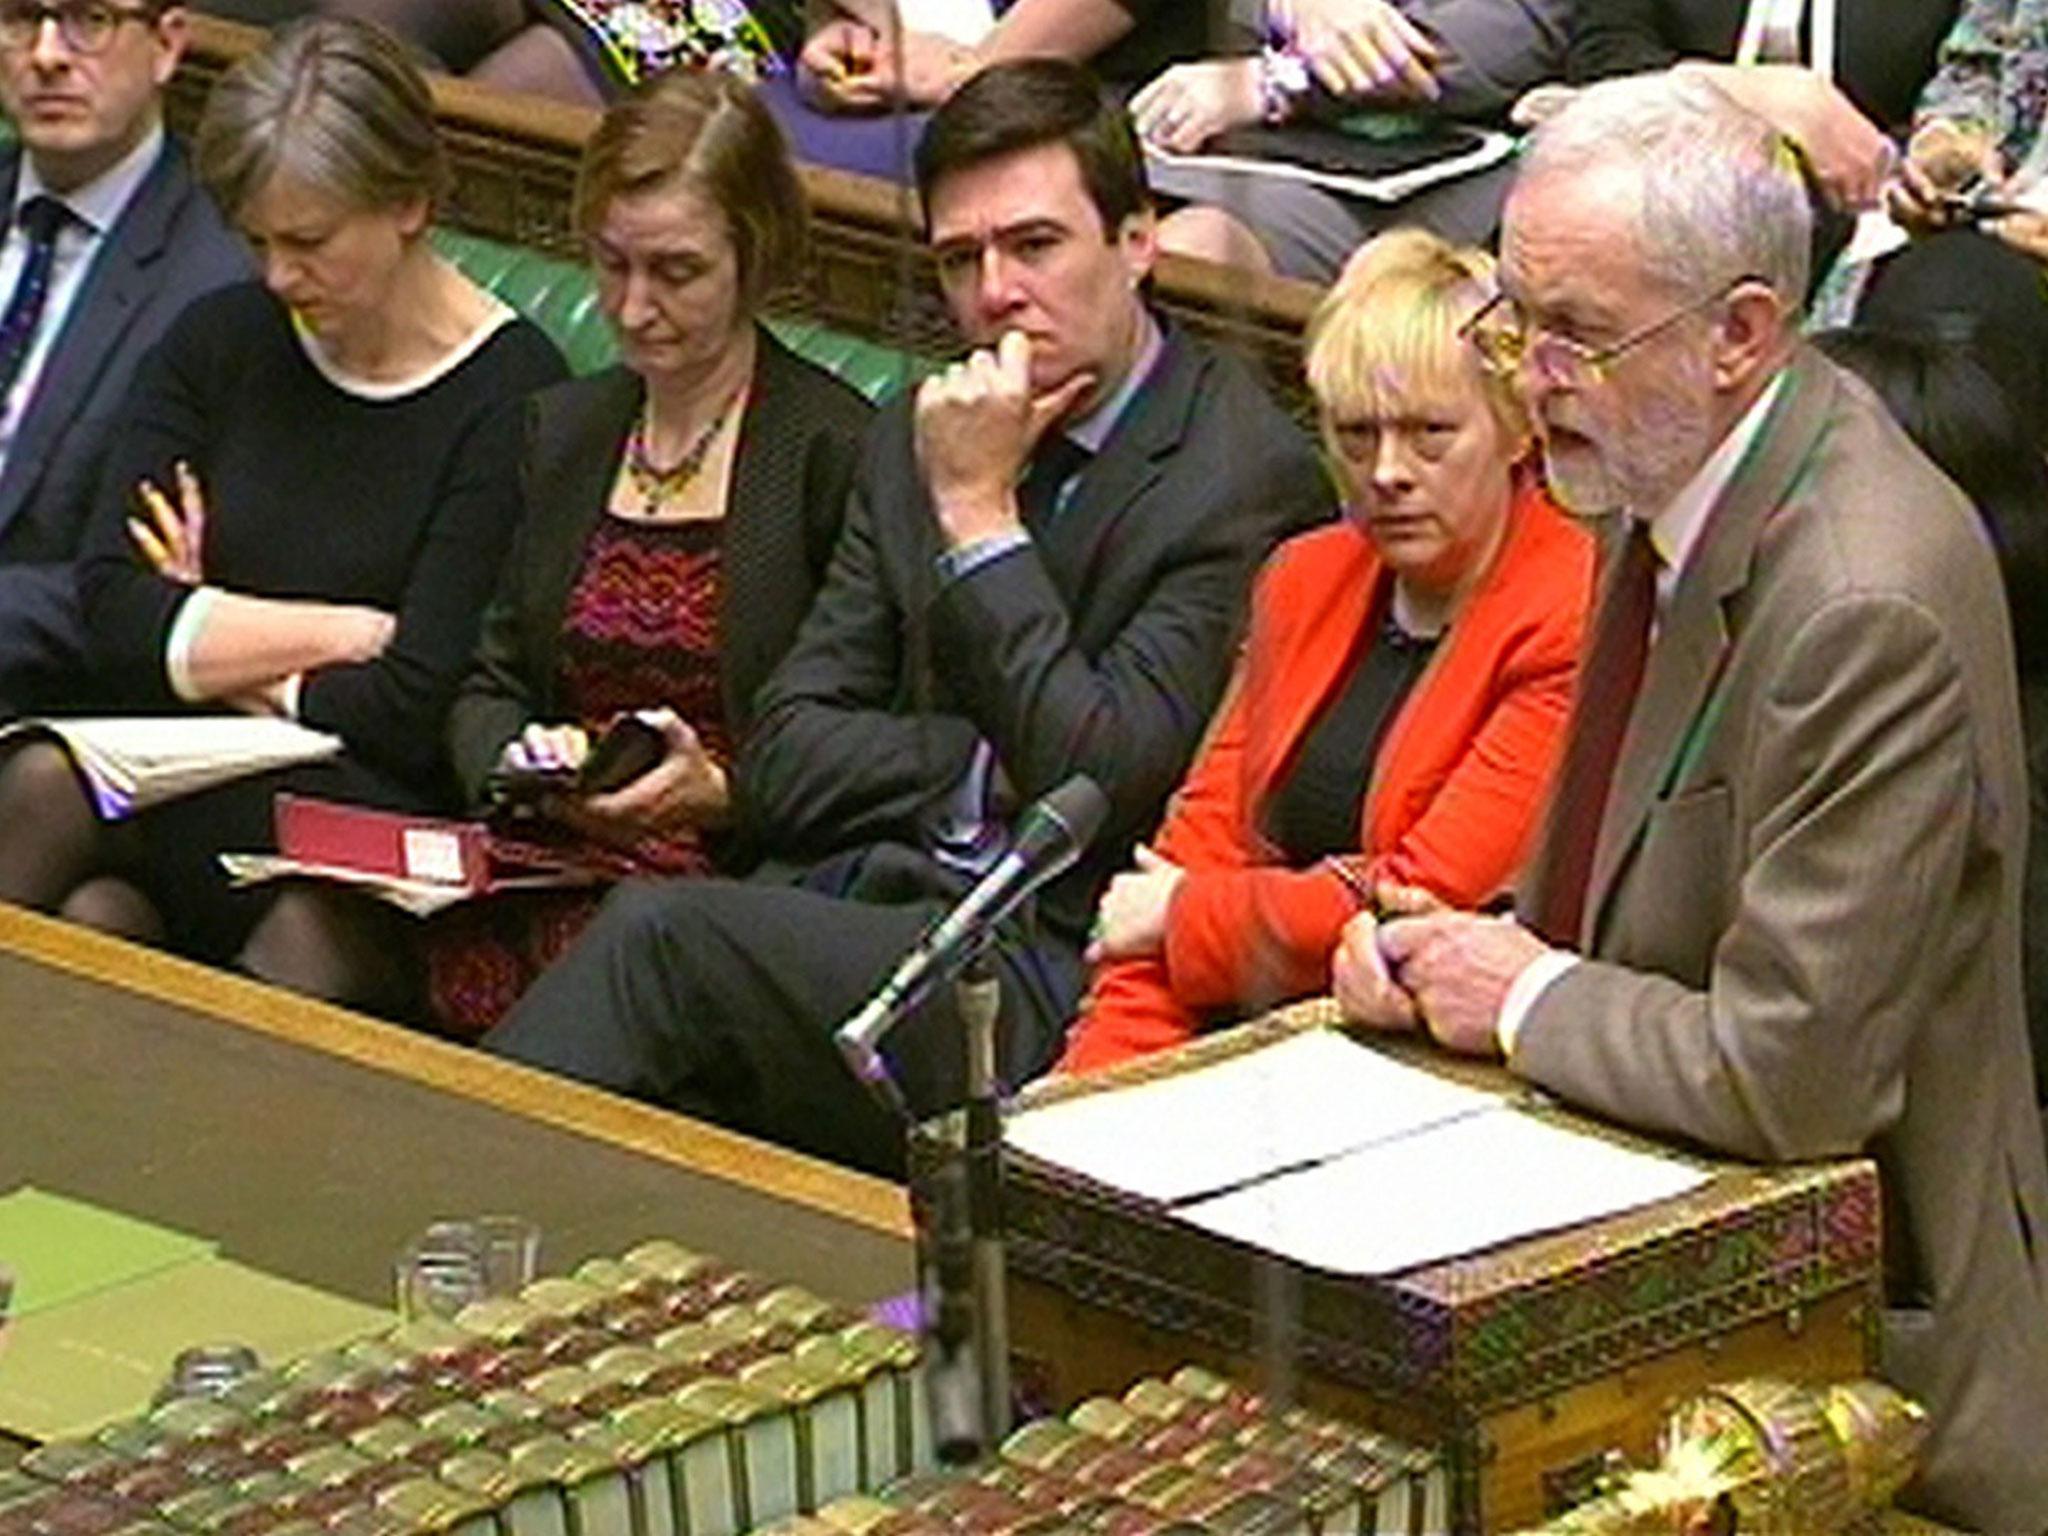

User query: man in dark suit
[0,0,247,714]
[485,58,1331,1175]
[1334,74,2048,1530]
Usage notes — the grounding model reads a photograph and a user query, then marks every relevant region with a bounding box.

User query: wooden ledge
[0,902,911,1241]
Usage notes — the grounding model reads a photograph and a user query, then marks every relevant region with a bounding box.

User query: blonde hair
[195,16,449,221]
[573,68,807,311]
[1305,227,1525,452]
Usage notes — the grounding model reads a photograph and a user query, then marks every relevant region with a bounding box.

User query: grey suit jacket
[1517,347,2048,1531]
[0,139,248,713]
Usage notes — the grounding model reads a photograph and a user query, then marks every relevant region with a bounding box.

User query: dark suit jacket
[1565,0,1957,131]
[0,139,247,713]
[739,323,1334,948]
[445,328,872,812]
[1516,349,2048,1531]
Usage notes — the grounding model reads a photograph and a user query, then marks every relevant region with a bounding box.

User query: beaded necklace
[623,387,742,515]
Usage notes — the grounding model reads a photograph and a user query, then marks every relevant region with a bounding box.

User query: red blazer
[1059,478,1591,1073]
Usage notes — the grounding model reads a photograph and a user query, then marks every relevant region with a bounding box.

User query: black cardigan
[445,326,873,811]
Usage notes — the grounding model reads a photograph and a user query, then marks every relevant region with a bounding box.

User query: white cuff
[277,673,304,720]
[164,585,223,701]
[1497,947,1578,1060]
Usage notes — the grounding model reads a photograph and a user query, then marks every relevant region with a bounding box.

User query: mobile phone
[577,712,667,794]
[1939,185,2024,223]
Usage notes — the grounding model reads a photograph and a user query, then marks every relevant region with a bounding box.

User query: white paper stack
[0,715,344,819]
[1006,1032,1707,1274]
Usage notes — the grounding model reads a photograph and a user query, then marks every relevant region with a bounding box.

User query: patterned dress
[1915,0,2048,179]
[540,0,799,88]
[427,515,730,1036]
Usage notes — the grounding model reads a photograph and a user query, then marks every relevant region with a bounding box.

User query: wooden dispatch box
[920,1002,1881,1534]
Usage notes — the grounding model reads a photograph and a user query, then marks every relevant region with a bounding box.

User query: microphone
[836,773,1111,1100]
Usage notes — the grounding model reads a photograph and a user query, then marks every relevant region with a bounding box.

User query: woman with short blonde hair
[1061,228,1591,1072]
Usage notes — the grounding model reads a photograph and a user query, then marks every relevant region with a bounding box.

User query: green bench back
[431,227,917,404]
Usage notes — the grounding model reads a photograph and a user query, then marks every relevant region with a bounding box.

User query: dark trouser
[481,871,1085,1178]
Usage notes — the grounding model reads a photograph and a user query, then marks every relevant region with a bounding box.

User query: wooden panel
[0,904,912,1311]
[168,15,1320,414]
[1005,1273,1873,1534]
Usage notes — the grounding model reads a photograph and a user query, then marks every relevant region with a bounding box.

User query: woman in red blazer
[1060,229,1592,1073]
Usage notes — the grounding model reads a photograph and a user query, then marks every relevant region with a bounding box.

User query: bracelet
[1258,44,1311,125]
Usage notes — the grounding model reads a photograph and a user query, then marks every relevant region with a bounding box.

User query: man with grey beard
[1332,72,2048,1531]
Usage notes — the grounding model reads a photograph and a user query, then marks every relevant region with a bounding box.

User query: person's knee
[0,742,100,905]
[589,876,750,964]
[57,877,163,943]
[1156,205,1276,275]
[241,886,418,1013]
[0,742,85,813]
[470,23,602,105]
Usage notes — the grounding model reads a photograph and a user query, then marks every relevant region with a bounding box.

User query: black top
[1265,599,1439,865]
[1567,0,1960,134]
[78,281,567,789]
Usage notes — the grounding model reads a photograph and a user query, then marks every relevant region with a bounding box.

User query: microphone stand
[844,943,1013,1466]
[956,952,1012,1454]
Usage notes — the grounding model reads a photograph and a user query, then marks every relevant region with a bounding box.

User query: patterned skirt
[541,0,797,89]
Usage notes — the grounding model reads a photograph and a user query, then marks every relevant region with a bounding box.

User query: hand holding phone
[488,712,666,807]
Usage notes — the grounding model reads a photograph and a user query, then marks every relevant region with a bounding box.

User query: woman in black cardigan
[255,65,874,1029]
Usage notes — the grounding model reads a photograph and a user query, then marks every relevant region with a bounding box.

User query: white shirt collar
[15,120,165,237]
[1642,368,1788,588]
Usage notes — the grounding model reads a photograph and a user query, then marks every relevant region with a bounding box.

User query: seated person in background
[310,0,801,104]
[1814,325,2048,1121]
[770,0,1211,180]
[1862,0,2048,446]
[1133,0,1570,279]
[0,0,246,715]
[407,70,871,1032]
[483,59,1333,1176]
[0,17,564,970]
[1550,0,1956,270]
[1059,228,1589,1073]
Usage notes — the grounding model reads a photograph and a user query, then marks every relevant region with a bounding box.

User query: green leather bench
[431,227,920,403]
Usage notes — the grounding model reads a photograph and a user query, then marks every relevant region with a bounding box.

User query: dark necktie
[1530,516,1660,948]
[1017,433,1091,531]
[0,196,70,403]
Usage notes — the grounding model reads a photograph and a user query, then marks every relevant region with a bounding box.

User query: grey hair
[195,15,449,220]
[1517,71,1811,308]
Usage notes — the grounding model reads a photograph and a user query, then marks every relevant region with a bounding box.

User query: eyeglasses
[1461,275,1765,390]
[0,1,158,55]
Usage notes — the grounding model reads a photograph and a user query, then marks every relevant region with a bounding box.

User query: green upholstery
[431,226,917,402]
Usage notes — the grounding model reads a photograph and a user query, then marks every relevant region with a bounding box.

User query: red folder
[273,795,592,891]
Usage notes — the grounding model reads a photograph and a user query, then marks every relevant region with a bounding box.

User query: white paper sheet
[895,0,995,45]
[1180,1106,1707,1276]
[1004,1031,1502,1205]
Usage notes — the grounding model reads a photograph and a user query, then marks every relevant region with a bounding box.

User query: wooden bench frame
[170,15,1321,414]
